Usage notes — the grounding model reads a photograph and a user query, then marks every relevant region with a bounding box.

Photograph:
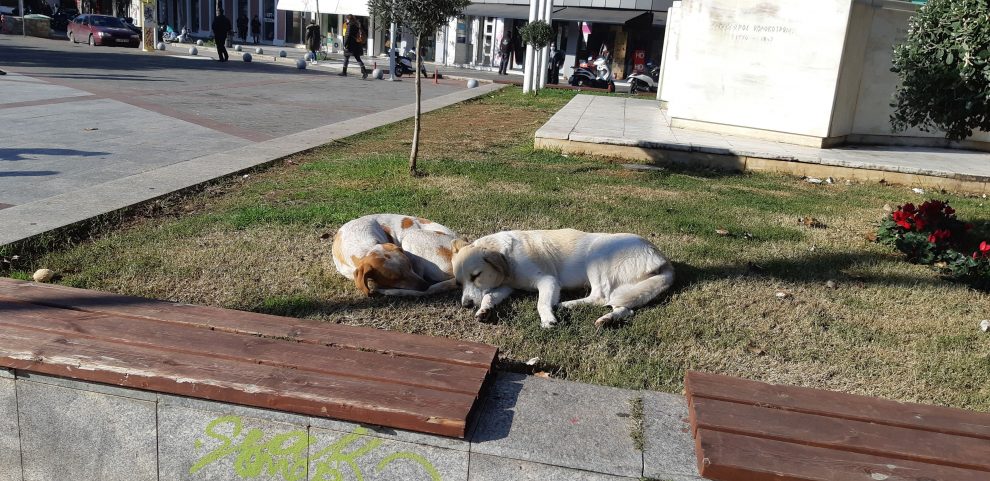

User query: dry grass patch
[8,87,990,411]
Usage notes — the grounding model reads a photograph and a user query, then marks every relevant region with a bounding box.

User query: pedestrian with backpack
[338,14,367,79]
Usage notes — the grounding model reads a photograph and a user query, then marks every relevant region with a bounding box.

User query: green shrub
[891,0,990,140]
[518,20,553,49]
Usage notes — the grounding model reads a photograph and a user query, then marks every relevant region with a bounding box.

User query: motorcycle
[626,62,661,93]
[391,48,428,78]
[161,25,188,43]
[568,55,614,90]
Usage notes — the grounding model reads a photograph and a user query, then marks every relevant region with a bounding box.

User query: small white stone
[525,357,540,366]
[32,269,54,283]
[825,177,834,184]
[775,291,790,299]
[805,177,823,184]
[980,320,990,333]
[912,188,925,194]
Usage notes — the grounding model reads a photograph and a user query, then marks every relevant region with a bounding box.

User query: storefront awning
[460,4,531,20]
[275,0,368,16]
[551,7,652,26]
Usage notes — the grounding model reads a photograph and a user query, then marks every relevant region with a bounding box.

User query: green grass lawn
[6,87,990,410]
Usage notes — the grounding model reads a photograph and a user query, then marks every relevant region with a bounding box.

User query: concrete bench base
[0,368,702,481]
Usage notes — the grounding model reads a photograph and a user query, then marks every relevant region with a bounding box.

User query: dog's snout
[462,299,475,309]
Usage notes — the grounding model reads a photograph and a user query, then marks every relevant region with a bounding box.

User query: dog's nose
[462,299,475,309]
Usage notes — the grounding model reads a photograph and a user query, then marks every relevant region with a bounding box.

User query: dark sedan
[67,14,139,47]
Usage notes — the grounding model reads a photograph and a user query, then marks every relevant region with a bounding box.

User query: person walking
[250,14,261,44]
[305,20,321,62]
[212,8,232,62]
[497,34,512,75]
[237,13,248,42]
[338,14,367,79]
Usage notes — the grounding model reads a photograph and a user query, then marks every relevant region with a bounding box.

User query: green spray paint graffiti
[189,415,442,481]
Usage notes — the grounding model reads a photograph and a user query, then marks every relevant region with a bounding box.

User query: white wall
[666,0,853,139]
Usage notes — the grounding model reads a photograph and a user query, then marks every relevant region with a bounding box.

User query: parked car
[67,14,139,47]
[50,7,78,31]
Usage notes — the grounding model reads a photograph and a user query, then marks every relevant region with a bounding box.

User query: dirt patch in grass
[10,87,990,411]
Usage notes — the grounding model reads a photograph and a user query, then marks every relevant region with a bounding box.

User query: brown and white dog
[331,214,460,295]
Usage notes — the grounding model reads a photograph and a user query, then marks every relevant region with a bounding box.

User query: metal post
[388,22,397,81]
[539,0,553,89]
[18,0,25,35]
[522,0,538,94]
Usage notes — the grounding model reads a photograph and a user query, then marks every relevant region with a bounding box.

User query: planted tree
[891,0,990,140]
[368,0,470,175]
[518,20,554,93]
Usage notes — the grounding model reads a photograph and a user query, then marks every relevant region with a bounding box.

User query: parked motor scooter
[626,62,661,93]
[568,55,614,90]
[392,48,429,78]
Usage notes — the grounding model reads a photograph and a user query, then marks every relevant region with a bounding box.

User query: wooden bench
[685,371,990,481]
[0,277,497,438]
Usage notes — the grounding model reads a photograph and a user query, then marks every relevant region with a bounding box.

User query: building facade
[154,0,672,80]
[437,0,673,80]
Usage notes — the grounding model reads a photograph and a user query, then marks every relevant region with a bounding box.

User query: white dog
[332,214,459,295]
[451,229,674,328]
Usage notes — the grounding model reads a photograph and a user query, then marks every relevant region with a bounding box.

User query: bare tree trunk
[409,33,422,176]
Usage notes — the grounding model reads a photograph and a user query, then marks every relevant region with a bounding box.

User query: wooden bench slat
[0,300,488,395]
[0,278,497,368]
[691,397,990,472]
[0,323,475,437]
[695,428,990,481]
[685,371,990,440]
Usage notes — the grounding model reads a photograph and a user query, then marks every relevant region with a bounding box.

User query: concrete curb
[0,83,505,247]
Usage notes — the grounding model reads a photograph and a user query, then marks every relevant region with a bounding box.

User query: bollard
[189,46,198,55]
[242,52,252,62]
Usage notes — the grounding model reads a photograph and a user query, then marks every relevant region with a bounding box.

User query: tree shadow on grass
[672,251,973,293]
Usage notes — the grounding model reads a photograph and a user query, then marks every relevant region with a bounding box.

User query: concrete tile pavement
[0,79,504,246]
[0,368,701,481]
[537,95,990,190]
[0,369,19,481]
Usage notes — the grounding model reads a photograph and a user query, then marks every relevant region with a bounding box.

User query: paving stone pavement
[0,369,702,481]
[537,95,990,183]
[0,34,503,246]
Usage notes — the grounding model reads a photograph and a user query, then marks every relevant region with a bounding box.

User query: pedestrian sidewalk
[161,41,522,84]
[537,95,990,194]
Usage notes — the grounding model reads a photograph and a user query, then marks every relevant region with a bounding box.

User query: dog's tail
[607,261,675,309]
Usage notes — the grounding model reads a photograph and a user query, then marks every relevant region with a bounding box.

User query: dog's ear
[353,260,374,296]
[482,250,510,277]
[452,239,469,254]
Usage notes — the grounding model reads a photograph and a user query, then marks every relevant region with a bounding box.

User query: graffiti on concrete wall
[190,415,441,481]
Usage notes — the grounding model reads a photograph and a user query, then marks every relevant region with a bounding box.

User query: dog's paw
[475,308,491,322]
[559,300,578,309]
[540,316,557,329]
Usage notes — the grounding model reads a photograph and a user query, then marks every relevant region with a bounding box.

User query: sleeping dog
[332,214,459,295]
[452,229,674,328]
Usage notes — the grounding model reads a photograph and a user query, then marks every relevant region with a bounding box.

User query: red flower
[914,217,927,232]
[981,241,990,254]
[892,210,912,230]
[928,229,952,244]
[901,203,916,213]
